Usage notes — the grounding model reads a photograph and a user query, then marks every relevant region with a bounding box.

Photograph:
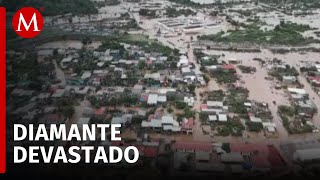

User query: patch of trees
[3,0,98,16]
[165,7,196,17]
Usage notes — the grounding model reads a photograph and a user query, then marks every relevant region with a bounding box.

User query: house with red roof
[94,107,106,118]
[308,76,320,86]
[229,143,286,170]
[181,118,194,134]
[221,64,236,73]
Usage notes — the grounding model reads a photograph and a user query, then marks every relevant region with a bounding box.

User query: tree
[61,106,75,119]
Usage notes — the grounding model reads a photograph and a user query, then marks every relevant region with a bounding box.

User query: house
[162,116,180,132]
[208,114,228,123]
[288,88,308,96]
[308,76,320,86]
[221,64,236,72]
[229,143,286,170]
[157,95,167,104]
[201,101,228,114]
[262,122,277,132]
[141,115,181,132]
[51,89,65,99]
[141,119,162,131]
[184,96,195,107]
[147,94,158,105]
[293,148,320,163]
[249,116,262,123]
[132,84,144,95]
[94,107,106,118]
[229,58,241,64]
[181,118,194,134]
[177,55,189,67]
[111,114,133,126]
[296,100,317,116]
[60,56,73,69]
[220,152,243,163]
[282,76,297,85]
[81,71,92,80]
[144,72,161,81]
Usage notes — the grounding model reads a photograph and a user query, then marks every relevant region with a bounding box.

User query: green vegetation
[225,88,249,114]
[278,105,297,117]
[278,105,313,134]
[245,121,263,132]
[238,65,256,74]
[199,22,316,45]
[139,9,157,18]
[175,101,187,109]
[3,0,98,16]
[177,107,195,121]
[268,64,299,81]
[199,112,208,124]
[89,94,139,108]
[211,70,238,84]
[221,143,231,153]
[99,34,179,56]
[217,117,245,136]
[207,90,225,101]
[165,7,196,17]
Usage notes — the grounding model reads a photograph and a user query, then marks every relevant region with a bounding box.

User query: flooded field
[36,40,102,50]
[191,0,252,4]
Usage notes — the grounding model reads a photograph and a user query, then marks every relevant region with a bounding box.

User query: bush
[175,101,187,109]
[246,121,263,132]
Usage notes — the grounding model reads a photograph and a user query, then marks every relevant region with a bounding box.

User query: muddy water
[36,40,102,50]
[191,0,252,4]
[204,49,320,131]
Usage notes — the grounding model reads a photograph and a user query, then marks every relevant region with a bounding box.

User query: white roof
[162,116,174,124]
[147,94,158,104]
[267,126,276,132]
[81,71,92,80]
[283,76,296,80]
[262,122,276,127]
[288,88,307,95]
[293,148,320,162]
[250,116,262,123]
[61,56,73,63]
[97,62,105,67]
[315,65,320,69]
[157,95,167,103]
[207,101,223,107]
[163,125,181,132]
[141,120,162,128]
[244,102,252,107]
[218,114,228,122]
[208,115,217,121]
[181,67,192,73]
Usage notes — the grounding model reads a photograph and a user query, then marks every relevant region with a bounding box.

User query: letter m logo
[12,7,44,38]
[16,12,40,32]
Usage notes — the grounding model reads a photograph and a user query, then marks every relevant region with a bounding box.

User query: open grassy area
[199,22,317,45]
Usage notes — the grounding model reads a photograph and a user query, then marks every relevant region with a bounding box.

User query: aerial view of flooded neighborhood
[4,0,320,178]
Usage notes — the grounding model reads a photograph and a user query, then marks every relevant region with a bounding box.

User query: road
[53,60,66,87]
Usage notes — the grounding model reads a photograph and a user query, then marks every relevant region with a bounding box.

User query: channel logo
[12,7,44,38]
[0,6,44,174]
